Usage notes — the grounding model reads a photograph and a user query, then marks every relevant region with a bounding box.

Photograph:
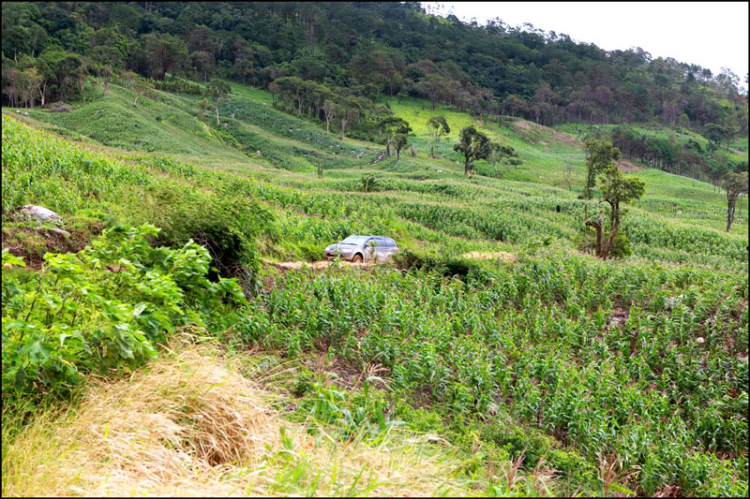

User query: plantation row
[235,255,747,497]
[4,114,746,275]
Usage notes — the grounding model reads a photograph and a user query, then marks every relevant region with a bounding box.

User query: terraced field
[2,79,748,497]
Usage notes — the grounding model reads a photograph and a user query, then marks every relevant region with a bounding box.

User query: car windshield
[339,236,369,245]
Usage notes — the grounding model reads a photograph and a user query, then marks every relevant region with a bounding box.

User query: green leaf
[132,303,148,318]
[14,366,27,391]
[609,483,635,495]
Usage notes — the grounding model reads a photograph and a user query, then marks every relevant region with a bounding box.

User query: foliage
[1,225,246,410]
[722,171,749,232]
[3,1,745,144]
[454,125,492,177]
[427,115,450,158]
[232,255,748,496]
[582,138,620,200]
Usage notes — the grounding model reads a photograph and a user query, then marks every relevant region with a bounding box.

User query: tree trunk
[216,103,220,125]
[433,135,438,158]
[727,201,736,232]
[585,220,602,256]
[602,222,618,260]
[39,81,46,106]
[464,157,471,177]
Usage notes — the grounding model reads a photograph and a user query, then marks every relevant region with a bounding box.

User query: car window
[387,238,397,247]
[340,236,369,245]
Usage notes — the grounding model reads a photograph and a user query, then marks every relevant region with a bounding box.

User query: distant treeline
[2,2,747,142]
[608,125,747,185]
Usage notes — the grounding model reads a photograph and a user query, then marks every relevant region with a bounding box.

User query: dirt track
[266,260,372,271]
[266,250,517,272]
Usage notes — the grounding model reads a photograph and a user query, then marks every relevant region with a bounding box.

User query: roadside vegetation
[1,2,748,496]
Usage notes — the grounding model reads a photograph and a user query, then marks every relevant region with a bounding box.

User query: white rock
[18,205,62,222]
[47,228,71,237]
[696,337,705,344]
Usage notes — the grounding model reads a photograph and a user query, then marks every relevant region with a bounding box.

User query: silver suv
[325,235,399,263]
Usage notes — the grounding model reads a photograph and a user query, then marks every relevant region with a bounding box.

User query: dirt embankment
[512,120,579,147]
[265,260,372,271]
[615,159,643,173]
[267,251,517,272]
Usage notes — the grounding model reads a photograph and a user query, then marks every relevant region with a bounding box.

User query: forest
[2,3,747,133]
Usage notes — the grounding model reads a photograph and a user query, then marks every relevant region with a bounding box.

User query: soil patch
[605,297,630,333]
[268,260,372,271]
[513,121,534,130]
[462,251,516,262]
[551,131,580,146]
[2,224,103,269]
[616,159,643,173]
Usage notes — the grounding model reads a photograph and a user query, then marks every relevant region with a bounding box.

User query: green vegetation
[1,2,748,495]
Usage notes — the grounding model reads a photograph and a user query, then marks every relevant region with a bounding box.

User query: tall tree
[379,116,411,157]
[597,165,646,259]
[583,138,620,199]
[207,79,231,125]
[454,125,492,177]
[415,73,450,110]
[427,115,450,158]
[322,99,338,134]
[722,172,749,232]
[392,132,409,159]
[488,142,516,178]
[143,33,188,81]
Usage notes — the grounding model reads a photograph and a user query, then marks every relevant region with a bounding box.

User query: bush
[608,231,632,259]
[480,423,553,469]
[393,249,485,281]
[1,225,247,411]
[548,449,597,490]
[128,182,272,281]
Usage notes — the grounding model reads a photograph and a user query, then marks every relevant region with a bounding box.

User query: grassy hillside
[2,78,748,497]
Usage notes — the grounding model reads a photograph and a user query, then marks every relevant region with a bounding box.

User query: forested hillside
[2,2,748,497]
[3,1,747,184]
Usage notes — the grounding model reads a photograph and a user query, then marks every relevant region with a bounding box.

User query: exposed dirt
[512,120,580,147]
[462,251,516,262]
[268,260,373,271]
[2,224,103,269]
[552,131,580,147]
[605,297,630,333]
[616,159,643,173]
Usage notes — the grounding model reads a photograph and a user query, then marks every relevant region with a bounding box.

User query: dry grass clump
[3,339,278,496]
[2,339,479,497]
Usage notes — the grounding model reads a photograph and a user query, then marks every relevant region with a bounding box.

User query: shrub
[479,423,553,469]
[393,249,484,281]
[1,225,246,411]
[128,182,272,281]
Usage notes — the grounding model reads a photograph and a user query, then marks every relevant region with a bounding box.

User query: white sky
[422,2,749,89]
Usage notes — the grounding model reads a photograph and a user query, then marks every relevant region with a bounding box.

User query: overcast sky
[422,2,749,88]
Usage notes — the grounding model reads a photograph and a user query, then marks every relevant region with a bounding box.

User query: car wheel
[353,253,363,263]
